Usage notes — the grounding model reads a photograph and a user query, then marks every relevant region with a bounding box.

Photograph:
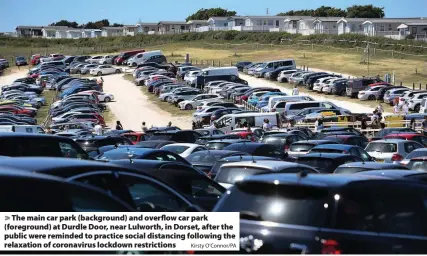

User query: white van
[201,67,239,77]
[212,112,281,133]
[284,101,348,115]
[129,50,166,66]
[0,125,44,133]
[265,95,314,112]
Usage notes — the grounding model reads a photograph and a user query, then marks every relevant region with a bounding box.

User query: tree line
[49,19,124,29]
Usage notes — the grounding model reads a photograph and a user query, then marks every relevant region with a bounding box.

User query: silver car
[383,88,410,105]
[357,85,387,101]
[80,64,99,75]
[365,139,424,164]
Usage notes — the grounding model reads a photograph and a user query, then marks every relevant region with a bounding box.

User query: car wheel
[415,104,421,112]
[339,90,345,96]
[76,70,81,74]
[132,63,137,67]
[115,69,121,74]
[164,96,169,102]
[104,97,111,102]
[97,71,102,76]
[185,104,193,110]
[368,95,376,100]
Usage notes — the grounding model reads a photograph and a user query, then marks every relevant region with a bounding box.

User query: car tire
[97,71,102,76]
[185,104,193,110]
[76,70,81,74]
[104,97,111,102]
[340,90,346,96]
[132,63,137,67]
[115,69,121,74]
[368,95,376,100]
[164,96,169,102]
[415,104,421,112]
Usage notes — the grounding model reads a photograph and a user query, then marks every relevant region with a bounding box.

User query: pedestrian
[371,111,379,122]
[167,121,172,127]
[393,104,400,114]
[262,119,272,131]
[141,122,148,133]
[94,123,103,135]
[402,102,409,115]
[116,121,123,130]
[97,77,104,91]
[423,116,427,136]
[292,85,299,95]
[361,117,368,130]
[235,120,242,129]
[314,117,324,132]
[376,103,383,119]
[410,118,416,130]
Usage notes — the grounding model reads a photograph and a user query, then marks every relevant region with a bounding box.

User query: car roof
[292,140,336,145]
[299,153,353,159]
[207,139,249,143]
[221,160,316,172]
[162,143,199,147]
[337,162,406,168]
[370,139,408,143]
[385,133,424,138]
[239,173,392,188]
[358,169,425,178]
[0,132,70,140]
[312,144,355,150]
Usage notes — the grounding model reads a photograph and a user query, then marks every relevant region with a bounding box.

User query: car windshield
[214,182,329,227]
[161,145,189,154]
[205,142,229,150]
[97,150,142,161]
[215,167,267,185]
[290,143,315,152]
[366,143,397,153]
[310,148,343,154]
[407,160,427,171]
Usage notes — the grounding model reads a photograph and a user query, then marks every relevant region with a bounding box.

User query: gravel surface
[102,74,191,130]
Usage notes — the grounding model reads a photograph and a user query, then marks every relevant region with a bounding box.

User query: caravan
[128,50,167,67]
[212,112,281,133]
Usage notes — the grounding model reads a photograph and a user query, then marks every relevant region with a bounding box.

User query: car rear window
[310,148,343,154]
[215,167,269,185]
[334,167,369,174]
[297,158,334,173]
[215,182,329,227]
[407,160,427,171]
[366,143,397,153]
[405,150,427,159]
[205,142,230,150]
[149,134,173,141]
[290,143,315,152]
[161,145,189,155]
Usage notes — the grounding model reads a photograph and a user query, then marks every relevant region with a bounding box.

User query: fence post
[392,50,394,58]
[413,83,415,90]
[421,83,423,90]
[195,60,197,65]
[230,60,232,66]
[400,81,403,86]
[218,60,221,67]
[212,60,214,66]
[416,68,418,74]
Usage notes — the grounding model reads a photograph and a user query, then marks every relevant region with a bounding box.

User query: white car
[179,94,223,110]
[160,143,207,158]
[51,112,83,123]
[312,77,334,92]
[184,71,201,85]
[90,65,121,76]
[86,56,104,64]
[77,90,114,102]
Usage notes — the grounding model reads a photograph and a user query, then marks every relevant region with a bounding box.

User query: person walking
[314,117,324,132]
[393,104,400,114]
[263,119,272,131]
[97,77,104,91]
[167,121,172,127]
[292,85,299,95]
[402,102,409,115]
[94,123,103,135]
[116,121,123,130]
[141,122,148,133]
[376,103,384,119]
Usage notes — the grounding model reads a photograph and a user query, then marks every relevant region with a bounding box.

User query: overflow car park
[2,46,427,253]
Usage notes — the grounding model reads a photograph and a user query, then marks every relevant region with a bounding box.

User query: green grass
[36,90,56,125]
[123,74,192,117]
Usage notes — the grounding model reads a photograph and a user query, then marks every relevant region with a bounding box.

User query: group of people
[234,119,273,131]
[393,99,410,115]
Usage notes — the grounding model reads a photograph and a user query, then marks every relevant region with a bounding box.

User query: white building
[336,18,366,35]
[136,23,159,34]
[313,17,342,35]
[101,27,124,37]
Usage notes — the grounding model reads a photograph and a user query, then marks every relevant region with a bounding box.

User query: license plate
[376,159,384,162]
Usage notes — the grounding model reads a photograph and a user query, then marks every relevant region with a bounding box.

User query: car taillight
[321,239,341,254]
[391,154,403,161]
[360,92,365,95]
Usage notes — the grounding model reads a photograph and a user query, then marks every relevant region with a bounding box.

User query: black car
[111,160,225,210]
[334,162,409,174]
[235,61,252,71]
[320,127,363,136]
[136,140,176,149]
[358,169,427,183]
[144,126,181,138]
[74,135,133,152]
[0,133,89,159]
[0,157,201,213]
[205,139,251,150]
[186,150,249,175]
[261,133,304,152]
[224,142,287,159]
[96,148,190,165]
[296,153,363,173]
[214,172,427,253]
[147,130,201,143]
[330,79,348,96]
[288,140,338,158]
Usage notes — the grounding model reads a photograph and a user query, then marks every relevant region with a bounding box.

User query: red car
[30,55,41,65]
[384,133,427,147]
[0,106,35,117]
[322,135,369,148]
[114,49,145,65]
[368,82,392,87]
[230,131,258,142]
[121,132,146,145]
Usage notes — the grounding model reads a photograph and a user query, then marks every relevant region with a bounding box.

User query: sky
[1,0,427,31]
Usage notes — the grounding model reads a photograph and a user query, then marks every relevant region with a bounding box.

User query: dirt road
[102,74,191,130]
[0,69,28,86]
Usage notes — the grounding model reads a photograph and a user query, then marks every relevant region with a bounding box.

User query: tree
[186,8,237,21]
[277,10,314,16]
[111,23,124,27]
[49,20,79,28]
[83,19,110,29]
[313,6,346,17]
[346,5,385,18]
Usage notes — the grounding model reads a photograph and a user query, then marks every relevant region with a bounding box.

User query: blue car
[59,85,98,99]
[15,56,27,66]
[255,92,288,108]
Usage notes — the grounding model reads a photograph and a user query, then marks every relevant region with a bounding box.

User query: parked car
[365,139,424,163]
[384,132,427,147]
[90,65,121,76]
[334,162,409,174]
[309,144,373,161]
[15,56,27,66]
[400,148,427,166]
[288,140,338,158]
[160,143,207,158]
[296,153,363,173]
[406,157,427,171]
[186,150,249,175]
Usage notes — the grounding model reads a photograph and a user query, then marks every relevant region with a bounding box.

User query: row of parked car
[238,60,427,113]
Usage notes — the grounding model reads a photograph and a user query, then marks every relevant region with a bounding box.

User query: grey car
[365,139,424,164]
[80,64,99,75]
[357,85,388,101]
[383,87,410,105]
[334,162,409,174]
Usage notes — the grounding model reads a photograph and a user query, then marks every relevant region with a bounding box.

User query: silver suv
[169,90,201,105]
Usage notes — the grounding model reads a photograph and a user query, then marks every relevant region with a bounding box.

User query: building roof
[123,25,138,28]
[43,26,71,31]
[337,17,368,23]
[208,16,230,21]
[16,26,43,30]
[137,22,158,26]
[187,20,209,24]
[245,15,288,19]
[158,21,188,25]
[102,26,124,30]
[313,17,343,23]
[363,18,427,24]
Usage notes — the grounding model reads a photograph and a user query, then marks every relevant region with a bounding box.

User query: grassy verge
[123,74,191,117]
[36,90,56,125]
[102,107,116,126]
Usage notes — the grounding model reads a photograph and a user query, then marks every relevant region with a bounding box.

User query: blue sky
[1,0,426,31]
